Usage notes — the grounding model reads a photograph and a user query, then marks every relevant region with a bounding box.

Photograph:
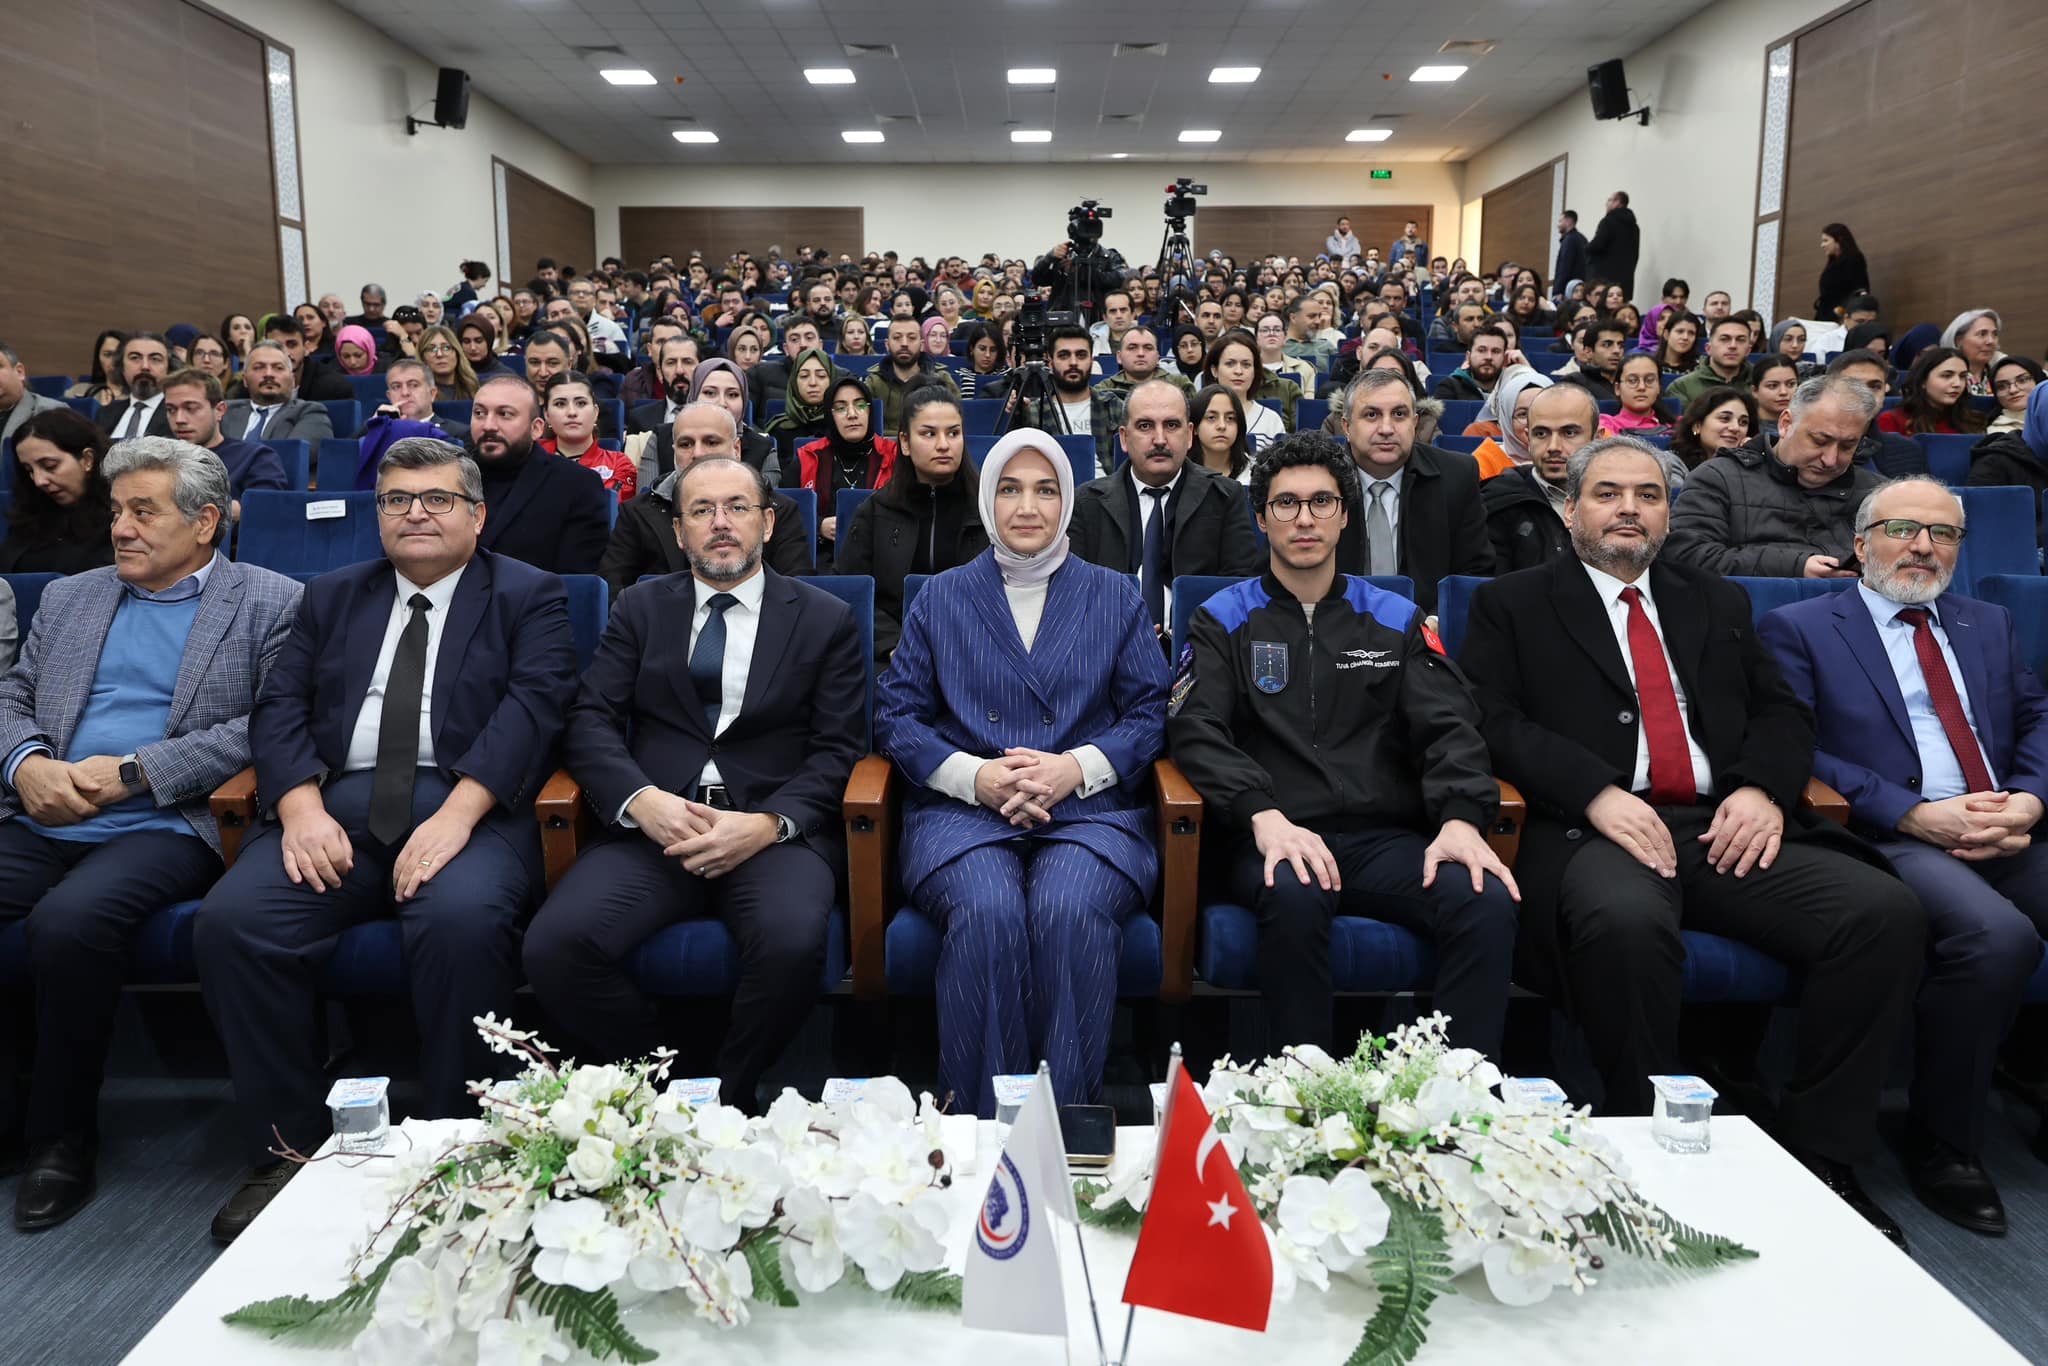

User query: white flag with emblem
[961,1073,1072,1337]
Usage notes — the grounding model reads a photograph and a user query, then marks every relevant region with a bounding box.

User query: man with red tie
[1761,476,2048,1238]
[1459,435,1925,1248]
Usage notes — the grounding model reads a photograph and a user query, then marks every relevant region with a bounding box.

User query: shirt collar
[694,567,767,613]
[1857,579,1936,628]
[125,551,219,602]
[1130,466,1184,501]
[396,558,468,615]
[1581,557,1649,607]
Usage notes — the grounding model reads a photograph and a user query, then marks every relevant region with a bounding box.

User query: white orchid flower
[1277,1169,1391,1272]
[530,1199,632,1292]
[373,1255,459,1345]
[779,1186,846,1293]
[475,1302,571,1366]
[350,1319,434,1366]
[836,1192,948,1290]
[1482,1239,1577,1307]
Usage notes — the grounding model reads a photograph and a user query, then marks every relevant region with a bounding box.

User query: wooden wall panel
[618,208,865,269]
[1190,206,1436,270]
[1776,0,2048,354]
[0,0,280,376]
[501,160,597,283]
[1480,161,1558,287]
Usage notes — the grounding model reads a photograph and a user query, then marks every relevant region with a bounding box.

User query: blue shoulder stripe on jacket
[1341,575,1418,634]
[1200,577,1273,635]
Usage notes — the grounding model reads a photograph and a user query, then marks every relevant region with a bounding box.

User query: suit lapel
[1549,557,1635,697]
[344,563,399,721]
[740,572,798,720]
[431,555,492,742]
[166,560,243,729]
[51,576,126,746]
[1024,558,1087,685]
[1831,591,1914,748]
[1939,595,1996,758]
[964,555,1057,711]
[657,574,713,734]
[482,453,548,545]
[1395,448,1436,577]
[1648,561,1709,711]
[1106,479,1138,571]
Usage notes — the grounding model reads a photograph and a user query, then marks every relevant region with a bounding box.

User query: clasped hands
[13,753,138,827]
[1587,783,1782,878]
[1900,790,2043,862]
[976,748,1084,829]
[627,788,777,879]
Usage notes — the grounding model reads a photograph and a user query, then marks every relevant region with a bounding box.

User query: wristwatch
[771,813,798,844]
[119,754,144,790]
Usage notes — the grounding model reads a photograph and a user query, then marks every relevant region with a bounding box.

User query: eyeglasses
[1264,491,1343,520]
[422,343,455,355]
[829,402,868,416]
[1863,518,1966,547]
[683,500,767,523]
[1993,377,2036,395]
[377,489,478,517]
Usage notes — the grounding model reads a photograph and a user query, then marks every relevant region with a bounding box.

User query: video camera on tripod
[1157,177,1208,293]
[1012,290,1084,365]
[1163,177,1207,227]
[1067,199,1112,249]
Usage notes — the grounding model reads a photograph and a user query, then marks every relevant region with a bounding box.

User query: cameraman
[1031,240,1126,318]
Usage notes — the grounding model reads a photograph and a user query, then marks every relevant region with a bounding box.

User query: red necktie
[1896,607,1994,793]
[1619,586,1696,806]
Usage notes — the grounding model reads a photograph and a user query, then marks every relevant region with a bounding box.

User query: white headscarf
[1480,366,1553,461]
[978,428,1074,586]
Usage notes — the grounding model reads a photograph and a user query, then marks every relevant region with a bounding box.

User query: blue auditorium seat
[781,487,819,569]
[266,438,312,491]
[1435,434,1484,454]
[3,572,64,635]
[317,438,362,489]
[958,399,1004,435]
[1916,433,1976,487]
[235,491,384,574]
[1954,486,2037,594]
[562,573,609,670]
[1438,399,1483,432]
[322,399,362,437]
[345,374,384,407]
[1298,398,1331,431]
[1728,576,1856,622]
[834,488,873,538]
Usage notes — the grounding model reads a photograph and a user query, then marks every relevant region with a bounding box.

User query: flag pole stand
[1113,1303,1137,1365]
[1044,1061,1111,1366]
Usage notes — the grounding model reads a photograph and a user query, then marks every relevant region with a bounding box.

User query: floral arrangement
[224,1017,965,1364]
[1079,1015,1757,1364]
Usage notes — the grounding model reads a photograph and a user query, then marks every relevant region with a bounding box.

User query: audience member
[333,325,383,378]
[0,410,117,576]
[1552,320,1625,403]
[1169,431,1518,1059]
[1770,320,1810,364]
[1189,385,1253,483]
[1943,310,2004,398]
[1749,354,1802,430]
[686,357,778,485]
[185,334,234,393]
[0,438,301,1231]
[1986,357,2041,436]
[196,437,574,1241]
[66,331,127,406]
[1256,314,1318,396]
[416,325,478,401]
[1967,382,2048,514]
[1815,223,1872,320]
[260,315,353,401]
[159,369,289,511]
[1880,347,1987,437]
[1431,324,1509,402]
[1389,220,1430,267]
[1651,312,1703,375]
[1483,383,1598,571]
[1467,367,1551,478]
[1584,193,1640,298]
[762,349,839,468]
[792,376,896,558]
[1665,317,1756,408]
[540,371,636,505]
[96,334,174,440]
[1637,279,1691,349]
[463,375,611,575]
[381,358,468,443]
[746,317,824,412]
[1460,433,1921,1246]
[1826,349,1929,477]
[223,341,336,449]
[1203,330,1290,453]
[1552,211,1590,297]
[0,340,67,445]
[1667,386,1758,471]
[867,318,961,434]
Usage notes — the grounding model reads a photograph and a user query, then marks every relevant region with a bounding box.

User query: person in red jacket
[794,375,899,551]
[539,370,636,504]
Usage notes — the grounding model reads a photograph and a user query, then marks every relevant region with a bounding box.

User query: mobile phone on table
[1060,1104,1116,1170]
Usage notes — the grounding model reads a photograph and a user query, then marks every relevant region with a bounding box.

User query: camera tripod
[1156,217,1196,296]
[997,361,1076,436]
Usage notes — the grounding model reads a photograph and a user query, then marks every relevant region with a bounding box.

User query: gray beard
[1865,556,1950,605]
[1572,523,1662,577]
[689,543,762,584]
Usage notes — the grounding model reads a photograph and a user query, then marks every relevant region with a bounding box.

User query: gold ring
[419,857,433,867]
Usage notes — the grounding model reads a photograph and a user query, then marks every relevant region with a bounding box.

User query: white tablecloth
[123,1116,2020,1364]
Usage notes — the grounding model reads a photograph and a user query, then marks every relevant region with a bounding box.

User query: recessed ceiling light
[1178,129,1221,143]
[671,130,719,143]
[1007,67,1057,85]
[803,68,856,85]
[1410,65,1468,82]
[1345,128,1393,142]
[1108,152,1129,159]
[1209,66,1261,83]
[1010,130,1052,143]
[841,130,885,144]
[600,69,656,86]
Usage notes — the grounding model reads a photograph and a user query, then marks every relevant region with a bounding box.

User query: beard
[1571,519,1663,577]
[688,540,762,584]
[128,372,161,401]
[1865,552,1951,605]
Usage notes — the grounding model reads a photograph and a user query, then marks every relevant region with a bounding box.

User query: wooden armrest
[210,767,260,870]
[1801,776,1850,827]
[844,754,896,1001]
[536,768,591,892]
[1488,778,1525,868]
[1153,758,1203,1003]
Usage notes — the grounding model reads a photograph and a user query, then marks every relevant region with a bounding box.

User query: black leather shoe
[1906,1137,2006,1236]
[212,1160,298,1243]
[1803,1156,1907,1252]
[14,1138,96,1231]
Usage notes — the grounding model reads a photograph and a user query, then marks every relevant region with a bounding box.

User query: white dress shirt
[1362,465,1405,538]
[244,401,281,439]
[1131,466,1183,621]
[343,563,467,773]
[114,393,163,440]
[1580,561,1715,797]
[616,569,766,823]
[1857,582,1996,800]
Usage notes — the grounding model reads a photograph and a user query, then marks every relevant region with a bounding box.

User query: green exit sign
[1369,169,1393,180]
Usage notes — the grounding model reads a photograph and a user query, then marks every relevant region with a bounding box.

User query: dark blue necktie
[1140,486,1170,628]
[690,592,738,733]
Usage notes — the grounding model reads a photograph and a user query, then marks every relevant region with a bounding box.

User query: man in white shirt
[1324,216,1362,261]
[1088,289,1137,355]
[95,333,173,440]
[568,278,629,353]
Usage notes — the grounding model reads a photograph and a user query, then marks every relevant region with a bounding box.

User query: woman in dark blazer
[0,408,117,576]
[833,386,988,658]
[875,429,1169,1116]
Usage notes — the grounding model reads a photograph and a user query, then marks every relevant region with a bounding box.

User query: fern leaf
[523,1281,658,1363]
[1344,1197,1454,1366]
[741,1232,800,1308]
[888,1269,964,1311]
[1584,1201,1758,1270]
[1072,1180,1146,1231]
[223,1224,422,1341]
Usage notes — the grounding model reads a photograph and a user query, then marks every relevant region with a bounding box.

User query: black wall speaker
[1587,60,1630,121]
[434,68,471,130]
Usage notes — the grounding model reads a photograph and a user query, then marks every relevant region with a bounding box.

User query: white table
[124,1116,2020,1365]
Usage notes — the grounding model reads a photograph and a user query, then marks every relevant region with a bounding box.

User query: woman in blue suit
[877,429,1170,1117]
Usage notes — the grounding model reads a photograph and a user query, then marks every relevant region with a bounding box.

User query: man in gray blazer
[0,341,66,448]
[0,437,300,1230]
[220,341,335,445]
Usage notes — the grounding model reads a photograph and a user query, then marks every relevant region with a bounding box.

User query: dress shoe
[1801,1155,1907,1252]
[14,1138,96,1231]
[1906,1136,2006,1236]
[212,1159,299,1243]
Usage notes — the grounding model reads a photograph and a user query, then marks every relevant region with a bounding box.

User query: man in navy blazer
[463,374,612,575]
[196,437,578,1243]
[524,456,865,1112]
[1760,476,2048,1238]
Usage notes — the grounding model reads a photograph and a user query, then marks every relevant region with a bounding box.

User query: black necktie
[368,593,432,846]
[690,593,739,733]
[1140,486,1170,628]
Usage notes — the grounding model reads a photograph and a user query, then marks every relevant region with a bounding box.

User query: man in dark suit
[161,369,290,513]
[259,315,354,402]
[1584,191,1641,300]
[1069,379,1262,635]
[1761,476,2048,1237]
[0,439,301,1229]
[195,437,578,1242]
[95,333,174,440]
[525,455,865,1112]
[1459,434,1924,1246]
[463,374,611,575]
[1332,369,1495,613]
[379,359,468,444]
[1552,210,1590,297]
[221,341,337,445]
[628,335,704,444]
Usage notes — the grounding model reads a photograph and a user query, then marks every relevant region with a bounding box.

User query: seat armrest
[844,755,896,1001]
[1802,777,1850,827]
[1489,779,1525,867]
[1153,758,1203,1003]
[210,766,260,869]
[536,768,590,892]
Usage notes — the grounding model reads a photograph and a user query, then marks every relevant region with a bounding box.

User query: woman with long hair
[219,313,257,370]
[1652,312,1702,374]
[1880,346,1986,436]
[0,408,117,575]
[1988,356,2043,435]
[792,373,898,555]
[1203,330,1289,451]
[1601,354,1673,436]
[64,329,127,404]
[1749,354,1802,429]
[539,370,635,503]
[293,302,332,358]
[837,313,875,357]
[1671,386,1758,469]
[957,322,1005,399]
[1814,222,1870,320]
[417,324,479,399]
[1190,384,1253,482]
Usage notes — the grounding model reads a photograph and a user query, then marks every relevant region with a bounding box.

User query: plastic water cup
[1649,1075,1719,1154]
[326,1077,390,1155]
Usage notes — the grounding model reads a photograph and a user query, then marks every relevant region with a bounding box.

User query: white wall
[1460,0,1844,310]
[204,0,593,304]
[590,162,1468,267]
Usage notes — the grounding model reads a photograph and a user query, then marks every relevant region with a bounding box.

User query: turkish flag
[1120,1058,1273,1332]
